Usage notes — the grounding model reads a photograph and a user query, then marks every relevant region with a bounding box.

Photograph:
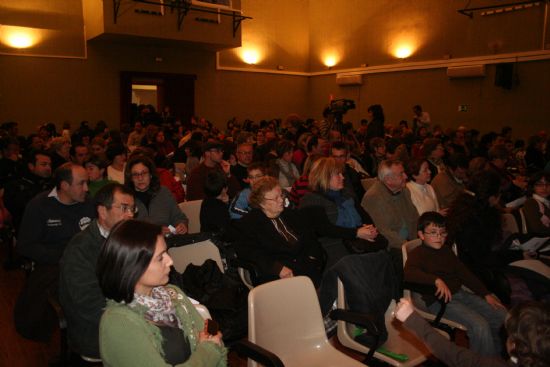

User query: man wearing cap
[186,140,241,201]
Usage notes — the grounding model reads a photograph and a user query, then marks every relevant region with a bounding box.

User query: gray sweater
[135,186,188,227]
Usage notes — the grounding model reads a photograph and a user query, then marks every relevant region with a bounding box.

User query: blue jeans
[428,290,506,356]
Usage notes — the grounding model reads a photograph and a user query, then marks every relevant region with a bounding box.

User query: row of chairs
[168,239,462,367]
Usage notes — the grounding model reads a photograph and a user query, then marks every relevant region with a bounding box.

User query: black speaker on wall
[495,63,515,89]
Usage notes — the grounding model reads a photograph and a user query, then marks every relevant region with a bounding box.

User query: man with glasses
[186,140,241,200]
[59,183,136,360]
[331,141,366,200]
[231,142,254,188]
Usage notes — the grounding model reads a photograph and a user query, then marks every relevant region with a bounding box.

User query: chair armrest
[330,308,380,361]
[232,340,284,367]
[229,258,262,286]
[402,281,435,295]
[329,308,380,337]
[402,282,448,326]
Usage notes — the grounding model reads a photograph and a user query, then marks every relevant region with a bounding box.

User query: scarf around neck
[129,286,181,328]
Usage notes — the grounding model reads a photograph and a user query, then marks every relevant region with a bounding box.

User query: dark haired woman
[125,154,188,235]
[97,220,227,366]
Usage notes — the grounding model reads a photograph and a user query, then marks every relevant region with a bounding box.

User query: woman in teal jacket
[97,219,227,367]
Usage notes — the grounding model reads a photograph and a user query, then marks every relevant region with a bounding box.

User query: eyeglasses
[248,174,265,180]
[238,151,253,155]
[534,182,550,187]
[131,170,150,178]
[111,204,138,214]
[263,195,284,202]
[424,231,448,238]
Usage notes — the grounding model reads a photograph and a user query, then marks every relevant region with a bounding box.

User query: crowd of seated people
[0,104,549,365]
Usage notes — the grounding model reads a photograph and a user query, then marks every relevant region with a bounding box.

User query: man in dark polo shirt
[14,162,95,341]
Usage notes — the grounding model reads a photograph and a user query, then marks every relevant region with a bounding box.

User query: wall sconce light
[323,55,338,69]
[1,26,40,49]
[393,45,414,59]
[242,49,260,65]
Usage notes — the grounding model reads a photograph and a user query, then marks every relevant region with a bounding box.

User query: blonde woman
[301,157,387,268]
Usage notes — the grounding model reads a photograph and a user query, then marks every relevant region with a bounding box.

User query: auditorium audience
[1,104,549,364]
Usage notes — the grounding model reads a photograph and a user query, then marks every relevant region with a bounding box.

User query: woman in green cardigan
[97,219,227,367]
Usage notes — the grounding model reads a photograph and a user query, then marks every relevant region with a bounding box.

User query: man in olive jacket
[59,183,135,359]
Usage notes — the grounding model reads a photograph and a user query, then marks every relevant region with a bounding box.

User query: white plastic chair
[518,207,529,234]
[168,239,224,273]
[242,276,365,367]
[178,199,203,234]
[335,277,445,367]
[502,213,520,236]
[167,240,220,321]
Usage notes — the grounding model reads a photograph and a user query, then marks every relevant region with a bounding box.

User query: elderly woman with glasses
[522,171,550,235]
[234,176,375,287]
[300,157,387,268]
[97,220,227,366]
[125,154,188,235]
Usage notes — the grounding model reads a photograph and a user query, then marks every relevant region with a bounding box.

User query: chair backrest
[248,276,329,357]
[502,213,520,236]
[174,162,186,181]
[401,239,422,267]
[518,207,528,234]
[178,199,203,234]
[168,240,224,273]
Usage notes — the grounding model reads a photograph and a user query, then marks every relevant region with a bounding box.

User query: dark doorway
[120,71,196,128]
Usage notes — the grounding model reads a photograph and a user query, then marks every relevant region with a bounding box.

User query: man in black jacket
[3,150,53,232]
[59,183,135,359]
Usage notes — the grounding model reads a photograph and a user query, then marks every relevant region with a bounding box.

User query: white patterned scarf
[129,286,182,328]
